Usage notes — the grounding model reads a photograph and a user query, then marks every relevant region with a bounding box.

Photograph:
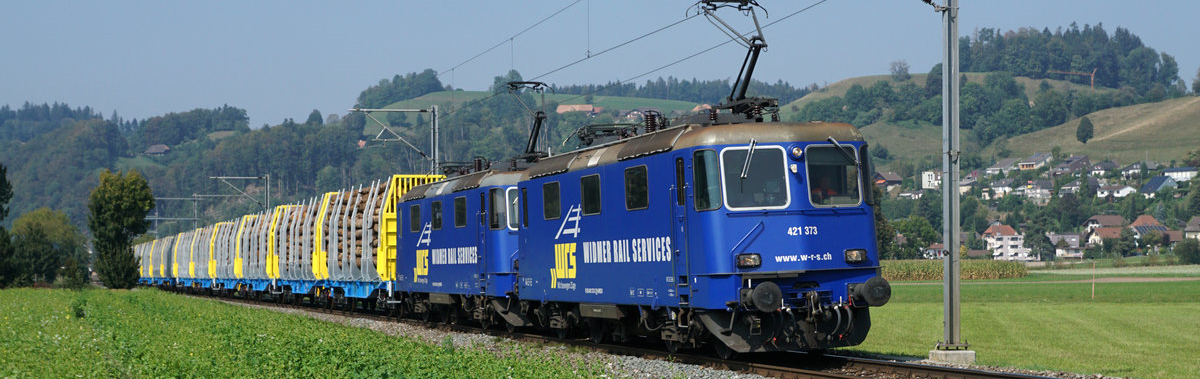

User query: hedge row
[881,259,1028,281]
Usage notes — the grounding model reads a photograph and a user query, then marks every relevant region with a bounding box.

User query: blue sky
[3,1,1198,128]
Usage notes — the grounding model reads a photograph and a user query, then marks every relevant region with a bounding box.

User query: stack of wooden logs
[331,183,386,269]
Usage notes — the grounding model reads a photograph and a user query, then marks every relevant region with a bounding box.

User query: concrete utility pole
[923,0,975,364]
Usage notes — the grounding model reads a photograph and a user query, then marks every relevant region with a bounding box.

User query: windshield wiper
[740,139,757,179]
[826,137,859,167]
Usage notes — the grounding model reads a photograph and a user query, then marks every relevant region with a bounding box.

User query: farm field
[845,266,1200,379]
[0,288,606,378]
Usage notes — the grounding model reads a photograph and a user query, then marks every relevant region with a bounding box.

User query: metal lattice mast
[936,0,967,351]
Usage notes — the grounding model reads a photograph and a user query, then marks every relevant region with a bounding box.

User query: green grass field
[0,288,605,378]
[845,267,1200,379]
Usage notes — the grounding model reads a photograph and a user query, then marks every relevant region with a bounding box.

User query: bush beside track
[0,288,606,378]
[881,259,1028,281]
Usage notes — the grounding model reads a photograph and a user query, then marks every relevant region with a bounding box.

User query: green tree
[1188,186,1200,217]
[1177,239,1200,264]
[0,164,11,221]
[11,228,59,286]
[11,208,86,287]
[892,215,941,259]
[890,60,911,82]
[871,186,898,259]
[88,169,155,289]
[1192,67,1200,95]
[1076,116,1094,144]
[0,227,11,287]
[306,109,324,125]
[1116,228,1138,257]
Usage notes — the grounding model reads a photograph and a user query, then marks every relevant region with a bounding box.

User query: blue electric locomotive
[512,115,891,354]
[395,169,524,327]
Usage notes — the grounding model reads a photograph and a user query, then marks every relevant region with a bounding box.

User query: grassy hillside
[779,73,1110,121]
[362,91,699,138]
[375,91,698,115]
[998,96,1200,164]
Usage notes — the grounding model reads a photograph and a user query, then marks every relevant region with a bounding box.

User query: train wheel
[711,338,736,360]
[505,320,518,333]
[588,322,608,344]
[664,340,681,355]
[555,327,568,340]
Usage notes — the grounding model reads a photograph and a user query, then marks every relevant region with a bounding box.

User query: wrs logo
[413,249,429,282]
[550,243,576,289]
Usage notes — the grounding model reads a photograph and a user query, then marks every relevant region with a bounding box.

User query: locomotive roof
[525,121,863,179]
[401,169,523,202]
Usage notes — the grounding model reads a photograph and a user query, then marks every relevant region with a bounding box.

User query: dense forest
[793,23,1188,145]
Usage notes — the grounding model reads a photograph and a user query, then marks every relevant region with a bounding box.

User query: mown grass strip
[0,288,605,378]
[843,281,1200,379]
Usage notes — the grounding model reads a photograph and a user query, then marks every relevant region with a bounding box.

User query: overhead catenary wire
[551,0,829,106]
[437,0,583,77]
[440,0,826,119]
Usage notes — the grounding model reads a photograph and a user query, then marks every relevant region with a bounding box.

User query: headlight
[790,146,803,159]
[736,253,761,268]
[844,249,868,263]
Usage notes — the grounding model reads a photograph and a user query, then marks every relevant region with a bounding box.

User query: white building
[984,224,1034,261]
[1163,167,1198,182]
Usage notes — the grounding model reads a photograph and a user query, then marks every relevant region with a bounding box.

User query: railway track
[175,288,1054,379]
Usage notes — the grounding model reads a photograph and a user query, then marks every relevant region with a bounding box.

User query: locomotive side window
[693,150,722,211]
[581,174,601,215]
[721,146,789,209]
[543,182,561,220]
[454,196,466,228]
[806,145,862,207]
[506,188,519,230]
[625,165,649,210]
[431,201,443,230]
[409,204,420,233]
[675,158,686,206]
[489,188,505,230]
[521,188,529,227]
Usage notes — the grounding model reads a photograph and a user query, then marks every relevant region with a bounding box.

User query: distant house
[873,172,902,191]
[1060,177,1100,196]
[556,104,603,115]
[985,158,1020,177]
[984,224,1035,261]
[1018,153,1052,171]
[1186,217,1200,241]
[1084,215,1127,234]
[921,170,942,190]
[958,179,977,196]
[989,178,1015,199]
[898,190,924,200]
[1130,215,1169,240]
[1090,160,1119,177]
[924,243,948,259]
[1088,226,1124,247]
[144,144,170,156]
[622,108,661,120]
[1097,185,1136,199]
[1163,167,1198,182]
[1120,164,1142,179]
[1046,232,1084,260]
[1138,176,1177,198]
[1048,155,1090,177]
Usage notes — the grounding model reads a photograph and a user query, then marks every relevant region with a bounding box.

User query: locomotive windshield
[806,146,861,206]
[721,146,789,209]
